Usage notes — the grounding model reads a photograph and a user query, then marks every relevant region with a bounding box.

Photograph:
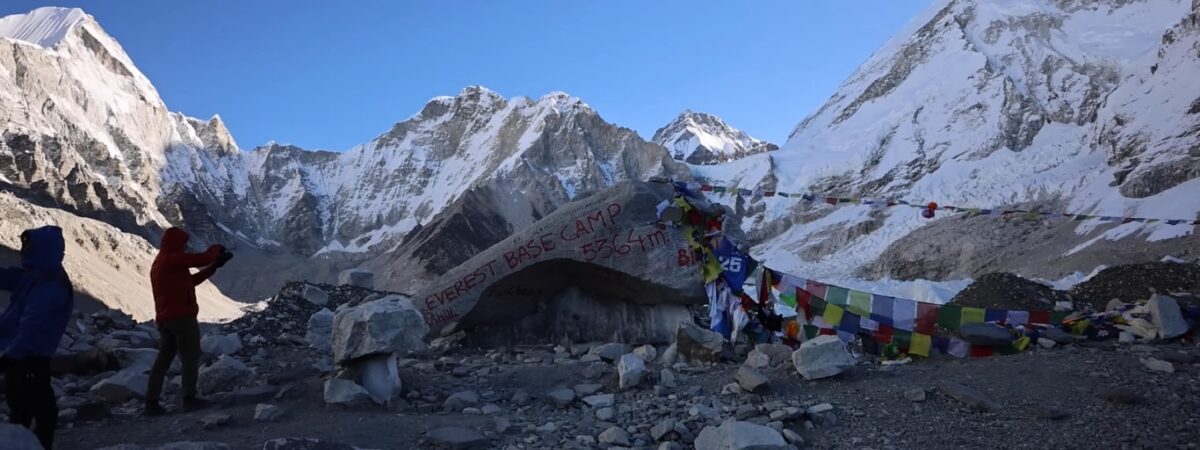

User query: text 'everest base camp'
[1,1,1199,449]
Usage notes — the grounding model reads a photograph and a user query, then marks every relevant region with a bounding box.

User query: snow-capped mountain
[0,7,686,302]
[652,110,777,165]
[699,0,1200,295]
[4,1,1198,314]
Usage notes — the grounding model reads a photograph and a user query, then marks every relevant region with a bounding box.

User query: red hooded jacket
[150,228,223,323]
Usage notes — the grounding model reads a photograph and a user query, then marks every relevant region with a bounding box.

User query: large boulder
[589,343,630,362]
[357,353,401,405]
[323,379,371,407]
[338,269,375,289]
[754,343,794,366]
[197,355,256,395]
[735,366,770,393]
[200,334,242,356]
[331,295,428,364]
[112,348,158,373]
[90,370,148,402]
[1147,294,1189,339]
[302,284,330,306]
[306,309,335,352]
[676,321,727,364]
[695,420,787,450]
[411,182,706,343]
[0,423,43,450]
[793,335,855,380]
[618,353,648,390]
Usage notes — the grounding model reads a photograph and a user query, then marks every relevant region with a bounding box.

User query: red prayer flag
[795,288,813,319]
[915,302,938,335]
[872,323,894,344]
[1028,311,1051,325]
[805,280,828,300]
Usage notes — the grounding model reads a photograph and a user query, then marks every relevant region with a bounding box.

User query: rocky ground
[40,333,1200,450]
[4,271,1199,450]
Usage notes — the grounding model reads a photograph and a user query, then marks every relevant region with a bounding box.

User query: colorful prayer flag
[805,280,828,301]
[839,312,861,334]
[870,295,894,327]
[849,290,872,316]
[1006,310,1029,326]
[984,308,1007,323]
[823,304,845,329]
[961,307,985,325]
[915,302,938,335]
[936,304,963,331]
[910,333,932,357]
[893,299,917,331]
[825,286,850,306]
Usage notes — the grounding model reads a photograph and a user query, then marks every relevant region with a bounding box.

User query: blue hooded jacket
[0,226,74,359]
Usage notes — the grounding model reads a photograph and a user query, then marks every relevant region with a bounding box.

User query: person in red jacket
[144,227,232,415]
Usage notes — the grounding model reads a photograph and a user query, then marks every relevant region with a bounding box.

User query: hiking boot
[182,396,215,412]
[144,402,167,416]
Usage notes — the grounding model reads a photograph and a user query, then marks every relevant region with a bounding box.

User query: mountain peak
[0,7,87,49]
[459,85,501,97]
[653,111,776,165]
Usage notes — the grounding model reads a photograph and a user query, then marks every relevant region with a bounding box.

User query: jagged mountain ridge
[652,110,777,165]
[0,7,688,300]
[696,0,1200,292]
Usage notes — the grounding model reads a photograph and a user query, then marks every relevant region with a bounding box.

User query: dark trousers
[145,316,201,403]
[5,356,57,449]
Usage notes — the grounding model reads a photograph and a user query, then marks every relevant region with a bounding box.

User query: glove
[214,251,234,268]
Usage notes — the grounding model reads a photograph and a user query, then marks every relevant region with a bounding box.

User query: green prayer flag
[937,305,963,331]
[803,325,820,340]
[892,329,912,351]
[825,286,850,306]
[961,307,985,325]
[1050,311,1070,325]
[810,297,827,316]
[848,290,872,316]
[780,293,797,308]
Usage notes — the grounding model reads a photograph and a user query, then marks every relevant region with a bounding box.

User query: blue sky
[4,1,930,150]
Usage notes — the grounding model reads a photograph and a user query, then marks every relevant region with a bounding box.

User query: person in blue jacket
[0,226,74,450]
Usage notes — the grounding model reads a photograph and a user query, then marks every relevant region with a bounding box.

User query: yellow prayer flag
[961,307,985,324]
[823,304,845,329]
[909,333,931,357]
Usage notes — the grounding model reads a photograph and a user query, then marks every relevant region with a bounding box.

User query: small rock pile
[218,282,407,346]
[1070,262,1200,308]
[950,272,1077,311]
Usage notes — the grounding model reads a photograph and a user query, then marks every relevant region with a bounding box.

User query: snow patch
[0,7,86,49]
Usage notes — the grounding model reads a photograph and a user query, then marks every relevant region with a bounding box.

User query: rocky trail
[4,277,1196,450]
